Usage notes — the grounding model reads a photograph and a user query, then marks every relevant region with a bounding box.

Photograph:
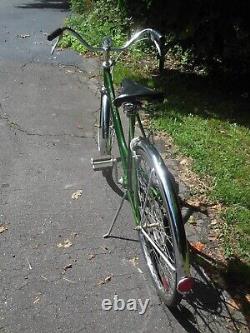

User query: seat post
[122,102,140,117]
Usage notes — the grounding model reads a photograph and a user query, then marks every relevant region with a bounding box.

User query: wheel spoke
[140,226,176,272]
[140,168,154,226]
[136,149,181,306]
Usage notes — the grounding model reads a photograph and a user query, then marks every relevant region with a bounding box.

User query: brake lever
[51,36,61,55]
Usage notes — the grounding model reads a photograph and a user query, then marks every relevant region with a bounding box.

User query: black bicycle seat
[114,79,164,107]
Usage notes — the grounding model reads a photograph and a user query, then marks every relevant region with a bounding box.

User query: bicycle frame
[102,63,141,225]
[47,27,193,302]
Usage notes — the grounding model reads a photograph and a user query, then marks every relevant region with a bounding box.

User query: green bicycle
[48,27,193,307]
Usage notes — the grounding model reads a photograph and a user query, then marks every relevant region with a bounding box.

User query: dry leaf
[129,256,139,266]
[87,254,96,260]
[227,298,241,311]
[63,264,73,272]
[57,239,72,249]
[210,203,223,212]
[104,276,112,283]
[33,296,40,304]
[189,216,197,225]
[190,241,206,252]
[208,235,217,241]
[186,197,203,208]
[71,190,83,200]
[17,34,30,38]
[40,275,48,281]
[97,275,112,285]
[180,158,188,165]
[0,224,8,234]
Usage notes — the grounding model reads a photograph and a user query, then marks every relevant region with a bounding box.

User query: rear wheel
[136,148,183,307]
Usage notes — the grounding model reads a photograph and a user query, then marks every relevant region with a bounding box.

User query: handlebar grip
[47,28,64,41]
[150,30,165,73]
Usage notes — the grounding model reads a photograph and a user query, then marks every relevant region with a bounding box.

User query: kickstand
[103,191,127,238]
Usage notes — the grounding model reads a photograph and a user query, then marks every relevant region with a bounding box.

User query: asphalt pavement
[0,1,248,332]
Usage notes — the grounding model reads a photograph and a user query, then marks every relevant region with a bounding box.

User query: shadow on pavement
[16,0,69,10]
[165,249,249,333]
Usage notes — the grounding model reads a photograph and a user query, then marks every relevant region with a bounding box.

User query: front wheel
[98,93,112,155]
[132,139,190,307]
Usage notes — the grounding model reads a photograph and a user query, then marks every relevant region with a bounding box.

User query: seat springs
[123,102,140,116]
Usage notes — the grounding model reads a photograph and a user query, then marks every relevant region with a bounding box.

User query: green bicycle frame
[103,65,141,225]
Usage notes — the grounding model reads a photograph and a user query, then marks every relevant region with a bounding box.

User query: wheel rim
[137,153,178,300]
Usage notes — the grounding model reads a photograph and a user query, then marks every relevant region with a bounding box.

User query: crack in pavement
[0,111,94,140]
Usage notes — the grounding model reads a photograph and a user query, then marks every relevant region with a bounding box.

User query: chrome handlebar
[47,27,165,71]
[48,26,164,54]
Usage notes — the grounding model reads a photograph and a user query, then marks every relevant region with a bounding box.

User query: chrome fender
[130,136,190,278]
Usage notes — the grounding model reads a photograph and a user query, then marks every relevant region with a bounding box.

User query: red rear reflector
[161,277,170,291]
[177,277,193,294]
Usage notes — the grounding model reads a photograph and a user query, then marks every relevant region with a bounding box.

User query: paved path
[0,1,247,332]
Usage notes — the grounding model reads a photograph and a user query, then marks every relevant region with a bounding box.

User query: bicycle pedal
[91,155,115,171]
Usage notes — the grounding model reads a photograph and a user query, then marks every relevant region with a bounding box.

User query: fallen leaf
[33,296,40,304]
[210,203,223,212]
[104,276,112,283]
[129,256,139,266]
[17,34,30,38]
[87,254,96,260]
[40,275,48,281]
[208,235,217,241]
[186,197,203,208]
[180,158,188,165]
[227,298,241,311]
[97,280,105,285]
[97,275,112,285]
[189,216,197,225]
[71,190,83,200]
[57,239,72,249]
[63,264,73,272]
[190,241,206,252]
[0,224,8,234]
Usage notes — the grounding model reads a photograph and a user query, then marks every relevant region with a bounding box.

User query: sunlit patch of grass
[151,85,250,261]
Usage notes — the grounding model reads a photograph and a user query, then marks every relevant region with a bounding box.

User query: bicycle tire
[98,92,112,155]
[132,138,189,307]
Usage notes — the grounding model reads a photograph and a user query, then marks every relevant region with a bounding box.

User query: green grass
[113,63,250,264]
[149,72,250,262]
[60,0,128,53]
